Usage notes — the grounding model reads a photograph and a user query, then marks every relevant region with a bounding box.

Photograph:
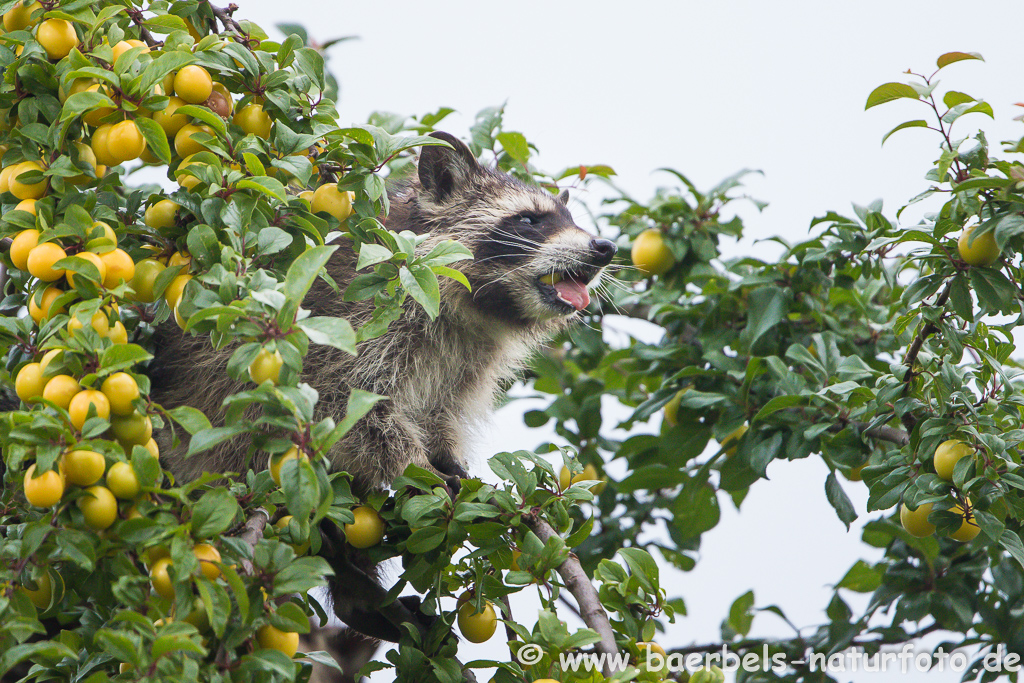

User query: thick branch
[830,420,910,447]
[235,507,268,575]
[524,512,617,677]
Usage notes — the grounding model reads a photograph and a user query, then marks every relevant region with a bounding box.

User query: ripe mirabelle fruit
[256,624,300,657]
[144,438,159,459]
[949,500,981,542]
[68,389,111,430]
[163,273,192,307]
[174,123,215,157]
[107,321,128,345]
[68,309,111,336]
[78,485,117,530]
[111,39,147,65]
[233,103,273,139]
[845,462,867,482]
[101,372,140,415]
[311,183,354,222]
[3,1,42,32]
[249,348,283,384]
[173,65,213,104]
[36,18,78,60]
[144,199,179,230]
[62,450,106,487]
[24,464,64,507]
[90,221,117,248]
[0,164,17,193]
[558,463,606,494]
[26,242,67,281]
[900,502,935,538]
[20,571,53,609]
[663,388,688,427]
[99,248,136,289]
[128,258,166,303]
[15,363,46,402]
[958,225,1000,267]
[638,641,667,657]
[65,251,107,289]
[168,251,191,268]
[344,505,385,549]
[269,446,308,486]
[82,84,116,127]
[149,557,174,599]
[91,123,119,166]
[9,161,48,200]
[274,516,311,555]
[153,96,189,136]
[106,120,147,163]
[28,286,64,323]
[68,142,100,185]
[637,642,668,672]
[10,229,39,270]
[193,544,222,581]
[457,600,498,643]
[721,424,749,457]
[15,199,37,214]
[111,412,153,447]
[934,439,973,481]
[42,374,81,410]
[631,229,675,276]
[106,462,140,499]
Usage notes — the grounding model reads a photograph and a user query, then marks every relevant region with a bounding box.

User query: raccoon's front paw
[442,475,462,497]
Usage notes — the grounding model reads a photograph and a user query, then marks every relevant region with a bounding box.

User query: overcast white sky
[229,1,1024,680]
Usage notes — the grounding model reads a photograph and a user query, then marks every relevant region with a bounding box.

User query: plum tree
[1,3,1023,683]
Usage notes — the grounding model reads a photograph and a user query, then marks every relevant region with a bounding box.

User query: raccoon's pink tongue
[554,279,590,311]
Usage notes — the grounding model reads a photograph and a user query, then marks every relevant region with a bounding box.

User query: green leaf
[400,265,440,320]
[741,286,788,351]
[100,344,153,373]
[236,176,288,202]
[497,131,529,166]
[185,424,251,458]
[752,394,808,423]
[191,488,240,538]
[167,406,212,434]
[728,590,755,637]
[836,560,883,592]
[356,243,393,270]
[936,51,984,69]
[297,317,356,355]
[825,472,857,530]
[880,120,928,146]
[133,116,172,164]
[174,104,227,137]
[284,245,338,304]
[864,82,920,109]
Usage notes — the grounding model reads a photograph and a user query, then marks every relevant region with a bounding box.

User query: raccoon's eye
[517,214,538,226]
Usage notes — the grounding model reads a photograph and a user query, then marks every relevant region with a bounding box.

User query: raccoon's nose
[590,238,617,266]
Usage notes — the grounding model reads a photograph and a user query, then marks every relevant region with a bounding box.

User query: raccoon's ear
[558,189,570,206]
[419,132,481,202]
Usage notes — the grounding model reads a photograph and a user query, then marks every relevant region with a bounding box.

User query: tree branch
[830,420,910,447]
[125,8,161,48]
[498,594,523,668]
[524,512,617,677]
[235,507,268,575]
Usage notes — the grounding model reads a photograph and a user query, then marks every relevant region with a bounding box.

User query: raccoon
[148,131,618,639]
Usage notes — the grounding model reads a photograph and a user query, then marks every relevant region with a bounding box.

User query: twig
[235,507,268,575]
[205,1,245,41]
[498,594,522,667]
[898,279,953,431]
[523,512,617,677]
[830,420,910,447]
[125,8,161,49]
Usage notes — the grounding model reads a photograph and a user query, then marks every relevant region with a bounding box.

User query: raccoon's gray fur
[149,132,615,491]
[147,131,616,640]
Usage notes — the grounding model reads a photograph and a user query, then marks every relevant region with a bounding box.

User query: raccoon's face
[416,133,617,328]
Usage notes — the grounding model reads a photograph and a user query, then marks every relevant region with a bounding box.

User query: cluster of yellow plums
[899,439,980,542]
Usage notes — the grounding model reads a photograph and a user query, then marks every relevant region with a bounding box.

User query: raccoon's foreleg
[424,413,469,494]
[319,521,433,642]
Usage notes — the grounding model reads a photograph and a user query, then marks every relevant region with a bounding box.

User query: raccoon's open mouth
[537,270,595,312]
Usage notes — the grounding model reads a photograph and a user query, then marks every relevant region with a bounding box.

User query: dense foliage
[1,1,1024,682]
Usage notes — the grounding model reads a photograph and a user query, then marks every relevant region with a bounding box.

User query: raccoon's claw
[443,475,462,497]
